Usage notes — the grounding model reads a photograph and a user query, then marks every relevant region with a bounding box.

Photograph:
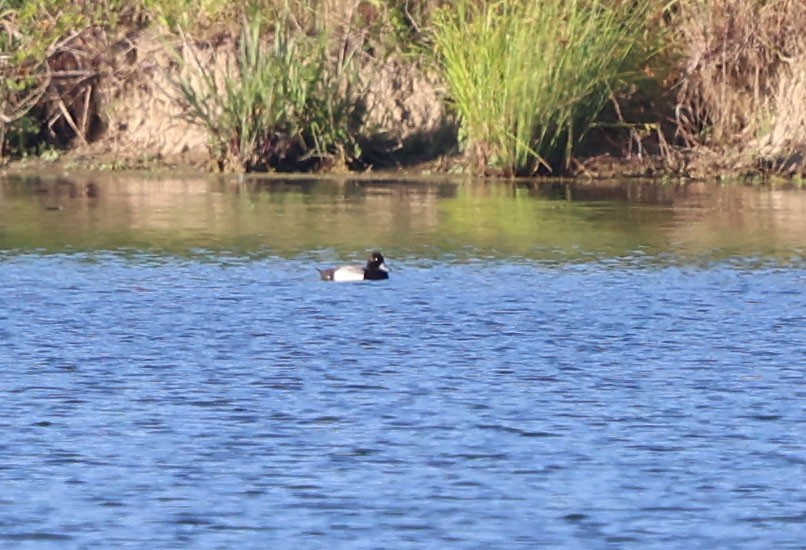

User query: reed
[433,0,651,175]
[173,6,364,171]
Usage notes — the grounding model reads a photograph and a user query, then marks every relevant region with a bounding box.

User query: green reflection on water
[1,174,804,264]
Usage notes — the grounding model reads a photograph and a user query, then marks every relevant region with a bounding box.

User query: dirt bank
[45,28,451,173]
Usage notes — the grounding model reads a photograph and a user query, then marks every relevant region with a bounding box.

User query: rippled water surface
[1,175,804,548]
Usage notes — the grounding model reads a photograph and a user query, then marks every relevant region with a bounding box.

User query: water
[1,175,804,548]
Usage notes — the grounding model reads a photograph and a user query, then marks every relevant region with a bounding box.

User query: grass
[1,0,371,169]
[674,0,806,171]
[432,0,653,176]
[141,0,235,31]
[173,5,365,172]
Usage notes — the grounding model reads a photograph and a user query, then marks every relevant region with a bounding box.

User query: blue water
[1,252,804,548]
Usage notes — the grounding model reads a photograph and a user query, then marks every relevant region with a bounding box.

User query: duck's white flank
[331,265,367,282]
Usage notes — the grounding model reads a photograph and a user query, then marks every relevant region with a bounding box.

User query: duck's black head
[364,251,390,280]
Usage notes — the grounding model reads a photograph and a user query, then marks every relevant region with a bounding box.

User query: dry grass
[674,0,806,173]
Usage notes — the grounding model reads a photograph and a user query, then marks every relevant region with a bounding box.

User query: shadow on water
[1,173,804,263]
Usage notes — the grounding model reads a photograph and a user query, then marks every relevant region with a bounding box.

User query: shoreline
[3,153,802,188]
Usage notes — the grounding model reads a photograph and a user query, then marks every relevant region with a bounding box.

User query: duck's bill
[379,262,391,272]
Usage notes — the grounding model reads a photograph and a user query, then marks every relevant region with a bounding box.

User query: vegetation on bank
[433,0,653,175]
[1,0,805,177]
[174,7,364,171]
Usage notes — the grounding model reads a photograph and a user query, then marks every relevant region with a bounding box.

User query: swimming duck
[317,251,390,282]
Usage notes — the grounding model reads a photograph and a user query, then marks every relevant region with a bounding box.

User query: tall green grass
[433,0,651,175]
[174,8,364,172]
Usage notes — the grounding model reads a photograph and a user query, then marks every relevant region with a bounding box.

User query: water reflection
[1,174,804,262]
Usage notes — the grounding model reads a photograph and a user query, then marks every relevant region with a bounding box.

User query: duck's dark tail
[316,268,334,281]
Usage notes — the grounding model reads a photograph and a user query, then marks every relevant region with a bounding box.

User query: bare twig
[51,97,88,145]
[80,84,92,138]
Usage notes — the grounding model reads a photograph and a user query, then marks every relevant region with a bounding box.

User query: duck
[317,251,390,282]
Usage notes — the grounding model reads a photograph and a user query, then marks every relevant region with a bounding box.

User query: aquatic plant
[173,6,365,172]
[432,0,652,175]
